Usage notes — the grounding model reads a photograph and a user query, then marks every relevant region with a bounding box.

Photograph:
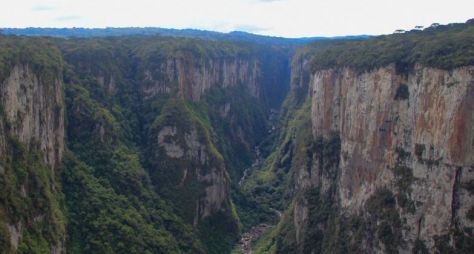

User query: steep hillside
[249,20,474,253]
[0,37,65,254]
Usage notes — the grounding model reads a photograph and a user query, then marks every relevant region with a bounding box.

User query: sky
[1,0,473,38]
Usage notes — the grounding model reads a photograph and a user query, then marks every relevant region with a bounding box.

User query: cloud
[32,5,57,11]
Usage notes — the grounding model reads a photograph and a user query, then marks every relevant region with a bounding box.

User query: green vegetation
[256,108,345,254]
[59,35,283,252]
[198,211,240,254]
[366,188,402,254]
[309,20,474,73]
[148,99,224,220]
[313,132,341,175]
[274,210,297,253]
[392,148,416,213]
[415,144,425,159]
[243,98,313,214]
[467,207,474,221]
[0,43,66,253]
[4,20,474,254]
[434,228,474,254]
[64,82,206,253]
[0,222,11,254]
[0,135,66,254]
[302,188,337,253]
[253,226,277,254]
[467,180,474,222]
[413,239,429,254]
[62,152,201,254]
[200,86,269,180]
[0,36,63,85]
[394,84,410,100]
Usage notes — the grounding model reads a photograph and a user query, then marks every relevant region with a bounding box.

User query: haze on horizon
[1,0,473,38]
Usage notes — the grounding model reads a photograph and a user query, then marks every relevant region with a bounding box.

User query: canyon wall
[289,64,474,253]
[1,64,64,169]
[141,57,260,101]
[0,59,65,253]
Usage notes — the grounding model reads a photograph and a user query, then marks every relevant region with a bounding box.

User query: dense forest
[0,19,473,254]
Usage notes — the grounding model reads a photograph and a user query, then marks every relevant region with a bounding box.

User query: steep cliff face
[0,38,66,254]
[142,56,260,101]
[1,64,64,169]
[249,62,474,252]
[282,64,474,253]
[246,22,474,254]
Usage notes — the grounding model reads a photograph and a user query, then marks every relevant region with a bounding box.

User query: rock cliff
[291,64,474,252]
[249,22,474,254]
[0,39,66,254]
[142,57,260,101]
[262,62,474,253]
[1,64,64,169]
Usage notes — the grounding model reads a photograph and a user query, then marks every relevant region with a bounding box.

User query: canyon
[0,20,473,254]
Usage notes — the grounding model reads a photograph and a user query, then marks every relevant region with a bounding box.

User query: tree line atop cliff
[308,19,474,73]
[0,27,369,46]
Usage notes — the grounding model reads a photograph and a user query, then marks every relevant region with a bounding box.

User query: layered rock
[291,64,474,252]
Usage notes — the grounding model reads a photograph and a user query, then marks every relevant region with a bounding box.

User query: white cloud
[1,0,473,37]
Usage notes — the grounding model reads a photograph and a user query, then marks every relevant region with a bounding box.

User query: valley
[0,19,473,254]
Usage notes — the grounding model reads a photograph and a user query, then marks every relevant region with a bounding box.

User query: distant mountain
[0,27,370,44]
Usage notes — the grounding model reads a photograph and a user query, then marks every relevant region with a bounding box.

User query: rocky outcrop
[291,64,474,252]
[154,122,232,225]
[142,57,260,101]
[150,101,233,227]
[0,64,64,169]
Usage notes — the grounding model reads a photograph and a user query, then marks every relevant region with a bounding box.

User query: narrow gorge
[0,20,473,254]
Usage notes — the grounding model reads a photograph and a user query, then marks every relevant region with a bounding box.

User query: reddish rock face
[448,85,474,164]
[292,64,474,251]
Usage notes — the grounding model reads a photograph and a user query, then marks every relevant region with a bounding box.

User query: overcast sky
[1,0,473,37]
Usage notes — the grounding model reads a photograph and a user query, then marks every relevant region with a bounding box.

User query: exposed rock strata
[292,64,474,252]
